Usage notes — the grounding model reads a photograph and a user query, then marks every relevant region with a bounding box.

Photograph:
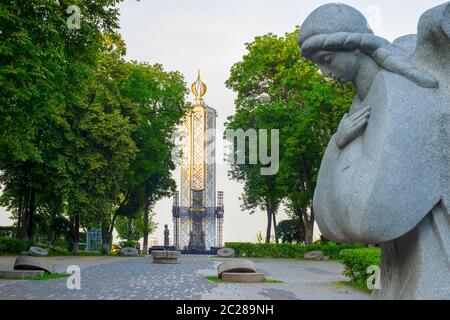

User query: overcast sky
[0,0,445,244]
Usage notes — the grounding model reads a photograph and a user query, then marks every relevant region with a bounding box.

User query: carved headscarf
[298,3,438,88]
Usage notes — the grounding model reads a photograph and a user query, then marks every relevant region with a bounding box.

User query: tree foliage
[115,211,157,242]
[225,29,354,243]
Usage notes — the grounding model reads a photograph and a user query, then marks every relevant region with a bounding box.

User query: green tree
[225,29,354,244]
[115,211,157,243]
[225,107,284,243]
[117,62,188,254]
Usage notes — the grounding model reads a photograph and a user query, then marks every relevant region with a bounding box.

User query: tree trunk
[108,191,129,247]
[265,205,272,243]
[47,205,57,246]
[272,210,279,244]
[71,212,80,255]
[108,212,118,248]
[16,187,24,239]
[26,186,36,241]
[19,186,31,240]
[101,222,109,253]
[143,184,150,254]
[297,209,305,244]
[302,206,315,244]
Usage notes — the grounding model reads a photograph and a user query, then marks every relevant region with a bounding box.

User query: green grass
[27,273,70,280]
[0,273,70,281]
[204,275,283,284]
[336,281,372,294]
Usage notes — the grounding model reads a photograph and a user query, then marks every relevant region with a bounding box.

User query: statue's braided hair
[300,32,439,88]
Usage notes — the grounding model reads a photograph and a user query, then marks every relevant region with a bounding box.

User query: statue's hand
[335,106,371,149]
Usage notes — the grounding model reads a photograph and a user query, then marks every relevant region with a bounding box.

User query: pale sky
[0,0,445,244]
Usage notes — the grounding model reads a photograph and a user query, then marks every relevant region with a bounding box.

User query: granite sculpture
[164,224,170,248]
[298,2,450,299]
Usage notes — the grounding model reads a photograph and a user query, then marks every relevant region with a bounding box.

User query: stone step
[221,272,265,283]
[0,270,45,279]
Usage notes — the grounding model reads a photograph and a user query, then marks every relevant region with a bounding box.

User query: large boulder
[29,246,48,257]
[120,247,139,257]
[304,251,329,261]
[217,248,235,258]
[217,260,256,279]
[14,256,52,273]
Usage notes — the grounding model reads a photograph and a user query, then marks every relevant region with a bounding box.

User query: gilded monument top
[191,70,207,100]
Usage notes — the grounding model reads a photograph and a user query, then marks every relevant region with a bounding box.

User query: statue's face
[311,50,361,84]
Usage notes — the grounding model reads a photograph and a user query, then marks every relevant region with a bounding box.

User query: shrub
[99,246,109,256]
[224,242,364,260]
[47,246,70,256]
[340,248,381,288]
[0,237,32,254]
[119,240,138,249]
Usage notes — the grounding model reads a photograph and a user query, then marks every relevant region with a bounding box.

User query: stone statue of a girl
[298,3,450,299]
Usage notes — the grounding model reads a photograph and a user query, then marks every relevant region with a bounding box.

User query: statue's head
[308,49,365,84]
[298,4,374,84]
[298,3,438,88]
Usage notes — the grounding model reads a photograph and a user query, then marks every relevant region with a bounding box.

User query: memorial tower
[172,71,224,252]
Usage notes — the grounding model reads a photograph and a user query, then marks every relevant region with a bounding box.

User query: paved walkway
[0,255,369,300]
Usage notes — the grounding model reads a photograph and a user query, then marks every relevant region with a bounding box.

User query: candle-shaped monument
[172,71,224,252]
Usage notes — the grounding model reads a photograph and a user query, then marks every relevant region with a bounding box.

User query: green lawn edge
[204,275,283,284]
[335,281,372,294]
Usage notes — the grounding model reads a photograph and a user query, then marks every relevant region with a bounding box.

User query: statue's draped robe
[313,71,450,299]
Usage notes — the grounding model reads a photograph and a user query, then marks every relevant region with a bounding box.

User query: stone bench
[120,247,139,257]
[217,247,235,258]
[14,256,53,273]
[151,250,181,264]
[217,260,256,279]
[29,246,48,257]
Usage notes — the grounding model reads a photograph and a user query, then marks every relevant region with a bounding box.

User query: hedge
[0,237,72,255]
[224,242,364,260]
[0,237,32,254]
[340,248,381,288]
